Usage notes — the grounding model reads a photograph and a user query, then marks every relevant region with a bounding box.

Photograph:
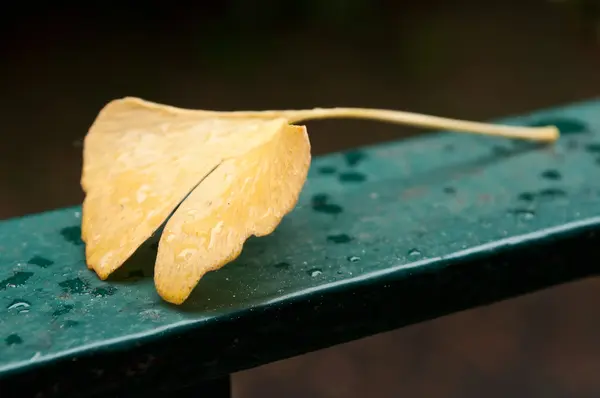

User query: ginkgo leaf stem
[123,98,560,143]
[230,107,560,143]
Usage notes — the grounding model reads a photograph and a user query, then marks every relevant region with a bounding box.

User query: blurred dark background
[1,1,600,397]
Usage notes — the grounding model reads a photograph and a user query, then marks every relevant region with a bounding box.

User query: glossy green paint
[2,99,600,396]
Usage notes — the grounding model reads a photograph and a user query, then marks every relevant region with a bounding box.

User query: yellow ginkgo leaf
[81,96,559,304]
[81,97,289,279]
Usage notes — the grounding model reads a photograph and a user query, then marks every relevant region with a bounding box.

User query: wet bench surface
[2,99,600,397]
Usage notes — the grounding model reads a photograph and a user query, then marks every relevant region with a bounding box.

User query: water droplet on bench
[327,234,352,244]
[7,300,31,313]
[61,320,80,328]
[52,304,74,317]
[518,192,536,202]
[585,143,600,153]
[347,256,361,263]
[508,209,535,221]
[60,226,84,246]
[344,151,366,167]
[538,188,567,200]
[408,248,421,257]
[541,170,561,180]
[339,172,367,183]
[58,278,90,294]
[311,194,344,215]
[5,334,22,346]
[0,272,34,290]
[318,166,337,175]
[27,255,54,268]
[308,268,323,277]
[91,286,117,297]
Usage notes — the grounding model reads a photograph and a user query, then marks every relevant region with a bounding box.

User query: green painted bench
[2,99,600,397]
